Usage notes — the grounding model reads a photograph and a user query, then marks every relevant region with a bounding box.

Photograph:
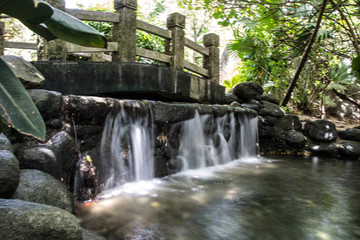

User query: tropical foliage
[179,0,360,114]
[0,0,107,140]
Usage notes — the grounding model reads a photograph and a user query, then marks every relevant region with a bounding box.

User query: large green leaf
[0,0,53,24]
[44,7,107,48]
[0,59,46,140]
[22,22,57,41]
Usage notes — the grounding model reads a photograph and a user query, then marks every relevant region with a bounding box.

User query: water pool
[79,156,360,240]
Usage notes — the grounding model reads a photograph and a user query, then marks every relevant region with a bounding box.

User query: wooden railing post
[167,13,186,70]
[112,0,137,62]
[41,0,67,60]
[203,33,220,84]
[0,22,5,56]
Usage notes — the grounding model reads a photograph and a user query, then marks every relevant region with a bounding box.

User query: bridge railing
[0,0,220,84]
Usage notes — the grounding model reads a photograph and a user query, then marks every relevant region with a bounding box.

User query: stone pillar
[203,33,220,84]
[167,13,185,70]
[42,0,67,60]
[0,22,5,56]
[112,0,137,62]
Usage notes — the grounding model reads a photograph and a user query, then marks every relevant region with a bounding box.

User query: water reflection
[78,157,360,240]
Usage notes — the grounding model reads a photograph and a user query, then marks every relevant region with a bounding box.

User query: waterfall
[98,103,258,192]
[177,111,258,171]
[99,103,154,191]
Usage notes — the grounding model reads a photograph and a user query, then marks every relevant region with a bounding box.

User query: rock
[15,147,61,179]
[0,55,45,88]
[0,199,82,240]
[28,89,63,120]
[286,130,306,148]
[338,142,360,160]
[306,120,337,142]
[274,115,302,132]
[224,92,239,104]
[240,99,261,111]
[259,101,285,118]
[47,131,79,190]
[0,150,20,198]
[150,102,196,124]
[12,169,74,213]
[46,118,64,129]
[67,95,115,124]
[0,133,12,151]
[82,229,106,240]
[258,93,280,105]
[232,82,264,100]
[338,128,360,141]
[310,144,338,157]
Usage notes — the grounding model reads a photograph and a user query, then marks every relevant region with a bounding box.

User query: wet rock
[259,101,285,118]
[258,93,280,105]
[274,115,302,132]
[286,131,306,148]
[0,133,12,151]
[338,142,360,160]
[46,118,64,129]
[15,147,61,179]
[0,150,20,198]
[83,229,106,240]
[338,128,360,141]
[0,199,82,240]
[150,102,196,124]
[67,95,115,124]
[154,148,168,178]
[74,125,103,136]
[12,169,74,213]
[224,92,239,104]
[232,82,263,100]
[241,99,261,111]
[1,55,45,88]
[309,144,338,157]
[47,131,79,190]
[306,120,337,142]
[28,89,63,120]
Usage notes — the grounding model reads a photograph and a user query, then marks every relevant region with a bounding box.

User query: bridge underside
[32,62,225,103]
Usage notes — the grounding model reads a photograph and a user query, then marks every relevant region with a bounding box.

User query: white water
[177,112,258,171]
[100,107,154,191]
[99,106,258,192]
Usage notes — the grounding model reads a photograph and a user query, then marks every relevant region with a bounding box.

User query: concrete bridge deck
[33,61,225,103]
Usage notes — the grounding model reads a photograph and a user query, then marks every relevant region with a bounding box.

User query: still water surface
[79,156,360,240]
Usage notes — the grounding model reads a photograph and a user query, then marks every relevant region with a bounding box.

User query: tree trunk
[281,0,328,107]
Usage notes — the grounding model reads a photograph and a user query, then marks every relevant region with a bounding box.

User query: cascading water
[99,102,154,191]
[176,111,258,171]
[97,102,258,192]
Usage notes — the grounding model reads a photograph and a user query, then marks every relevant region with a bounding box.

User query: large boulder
[0,55,45,89]
[338,128,360,141]
[0,150,20,198]
[286,130,306,148]
[47,131,79,189]
[232,82,264,100]
[0,133,12,151]
[0,199,82,240]
[309,144,338,157]
[259,101,285,118]
[306,120,337,142]
[274,115,302,132]
[338,142,360,160]
[28,89,63,120]
[15,147,61,179]
[12,169,74,213]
